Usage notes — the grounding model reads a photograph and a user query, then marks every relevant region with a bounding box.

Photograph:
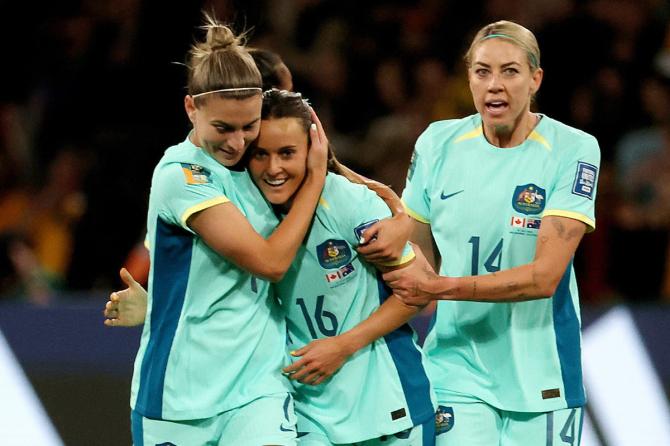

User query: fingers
[119,267,138,288]
[358,222,381,245]
[309,108,327,145]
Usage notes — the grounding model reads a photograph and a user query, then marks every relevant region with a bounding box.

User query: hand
[306,108,328,176]
[104,268,148,327]
[357,213,412,263]
[382,243,439,307]
[282,336,352,385]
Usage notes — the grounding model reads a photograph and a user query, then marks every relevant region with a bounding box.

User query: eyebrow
[254,144,297,151]
[210,117,261,128]
[473,61,522,68]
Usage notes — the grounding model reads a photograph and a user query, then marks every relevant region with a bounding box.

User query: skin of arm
[189,110,328,282]
[335,161,413,263]
[383,215,586,306]
[282,259,423,386]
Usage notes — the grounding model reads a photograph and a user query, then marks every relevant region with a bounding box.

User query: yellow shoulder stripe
[455,125,483,143]
[180,196,230,227]
[543,210,595,233]
[528,130,551,151]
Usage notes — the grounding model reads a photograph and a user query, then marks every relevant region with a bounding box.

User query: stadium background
[1,0,669,444]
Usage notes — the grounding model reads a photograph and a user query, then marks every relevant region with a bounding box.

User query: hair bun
[207,24,238,52]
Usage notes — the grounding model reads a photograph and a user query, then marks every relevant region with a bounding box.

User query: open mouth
[485,100,508,114]
[264,178,288,187]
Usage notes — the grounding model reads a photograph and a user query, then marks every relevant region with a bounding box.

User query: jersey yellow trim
[528,130,552,151]
[378,250,416,267]
[455,125,483,143]
[543,209,596,232]
[180,196,230,227]
[319,197,330,210]
[402,201,430,224]
[144,239,151,250]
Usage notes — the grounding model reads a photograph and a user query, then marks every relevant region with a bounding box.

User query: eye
[503,67,519,76]
[252,149,268,160]
[214,125,233,134]
[474,68,489,77]
[279,148,296,159]
[243,122,259,132]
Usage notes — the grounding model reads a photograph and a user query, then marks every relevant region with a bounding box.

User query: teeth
[265,178,287,186]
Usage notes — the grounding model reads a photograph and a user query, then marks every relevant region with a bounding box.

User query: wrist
[336,332,362,356]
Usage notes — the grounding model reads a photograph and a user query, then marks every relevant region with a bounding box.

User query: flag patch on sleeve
[181,163,211,185]
[572,161,597,199]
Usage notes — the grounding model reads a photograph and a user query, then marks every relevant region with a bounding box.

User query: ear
[530,67,544,96]
[184,95,197,125]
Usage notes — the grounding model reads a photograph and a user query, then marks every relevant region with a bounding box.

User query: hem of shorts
[434,389,585,413]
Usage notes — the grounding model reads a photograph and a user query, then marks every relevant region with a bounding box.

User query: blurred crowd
[1,0,670,305]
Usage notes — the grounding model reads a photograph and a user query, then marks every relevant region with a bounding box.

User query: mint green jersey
[402,114,600,412]
[276,174,435,444]
[131,136,290,420]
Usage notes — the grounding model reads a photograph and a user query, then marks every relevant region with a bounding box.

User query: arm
[189,110,328,282]
[335,160,412,262]
[282,259,423,386]
[383,215,586,306]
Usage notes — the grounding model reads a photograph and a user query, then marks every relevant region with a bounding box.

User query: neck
[484,111,538,148]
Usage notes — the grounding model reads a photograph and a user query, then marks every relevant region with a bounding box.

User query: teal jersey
[131,136,290,420]
[277,174,435,444]
[402,114,599,412]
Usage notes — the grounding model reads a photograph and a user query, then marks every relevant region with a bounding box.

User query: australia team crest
[435,406,455,435]
[512,183,545,215]
[316,239,352,269]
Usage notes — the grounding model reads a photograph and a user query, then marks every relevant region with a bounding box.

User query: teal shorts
[131,393,297,446]
[434,401,584,446]
[297,415,435,446]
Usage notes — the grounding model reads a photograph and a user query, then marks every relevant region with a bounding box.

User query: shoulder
[320,173,376,209]
[415,115,482,156]
[540,116,599,149]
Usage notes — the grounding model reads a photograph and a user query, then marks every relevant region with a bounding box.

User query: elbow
[531,264,562,299]
[260,264,289,283]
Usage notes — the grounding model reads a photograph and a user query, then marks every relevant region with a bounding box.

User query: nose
[267,155,283,175]
[228,130,246,151]
[487,73,503,92]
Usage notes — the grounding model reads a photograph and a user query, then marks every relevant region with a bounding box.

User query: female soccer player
[106,89,436,445]
[130,14,328,445]
[379,20,599,446]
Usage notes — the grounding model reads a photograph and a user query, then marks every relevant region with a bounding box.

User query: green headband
[480,33,539,69]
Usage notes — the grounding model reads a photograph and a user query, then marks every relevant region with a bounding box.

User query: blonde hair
[464,20,541,70]
[186,13,262,105]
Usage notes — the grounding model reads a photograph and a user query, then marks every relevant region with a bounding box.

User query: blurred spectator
[612,67,670,302]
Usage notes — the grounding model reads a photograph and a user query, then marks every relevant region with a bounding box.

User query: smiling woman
[125,13,328,446]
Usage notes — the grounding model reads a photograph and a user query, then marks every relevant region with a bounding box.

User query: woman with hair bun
[128,13,327,445]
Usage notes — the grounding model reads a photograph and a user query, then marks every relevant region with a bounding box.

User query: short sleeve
[153,162,231,232]
[543,135,600,232]
[401,128,433,224]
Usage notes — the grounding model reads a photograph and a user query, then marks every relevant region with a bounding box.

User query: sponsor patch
[181,163,211,184]
[354,219,379,244]
[572,161,597,199]
[317,239,352,269]
[391,408,407,421]
[435,405,455,435]
[512,183,545,215]
[325,263,355,285]
[542,388,561,399]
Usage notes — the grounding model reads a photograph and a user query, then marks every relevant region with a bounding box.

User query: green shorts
[434,401,584,446]
[297,415,435,446]
[131,393,297,446]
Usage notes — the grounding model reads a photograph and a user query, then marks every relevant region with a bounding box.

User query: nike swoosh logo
[440,190,464,200]
[280,423,294,432]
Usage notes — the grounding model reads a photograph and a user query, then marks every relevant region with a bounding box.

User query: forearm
[266,173,324,273]
[428,261,556,302]
[337,296,421,355]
